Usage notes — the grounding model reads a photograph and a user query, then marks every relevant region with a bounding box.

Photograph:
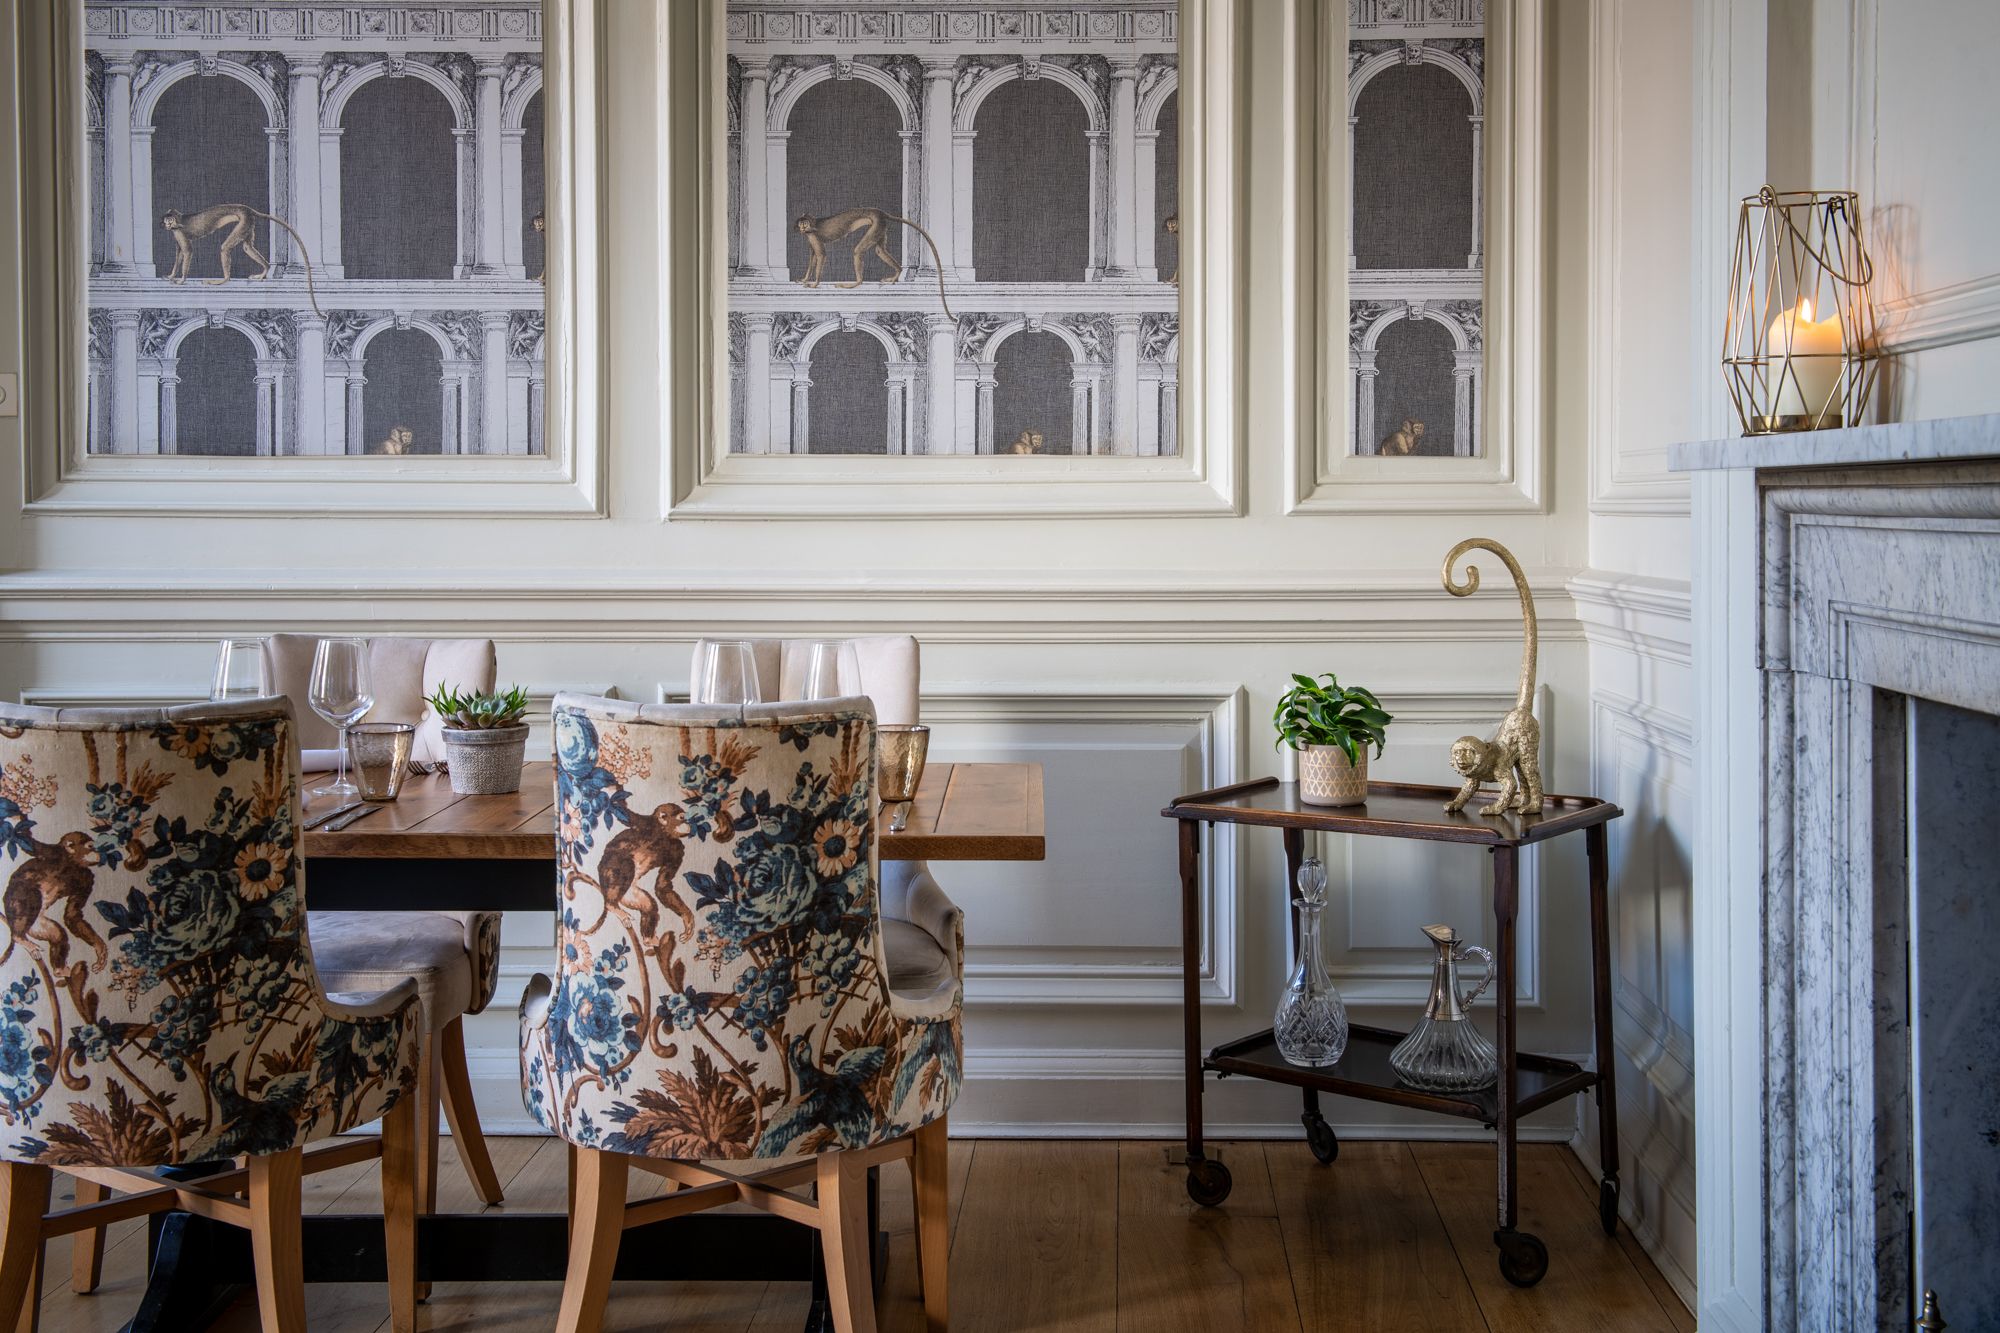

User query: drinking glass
[878,724,930,833]
[349,723,415,802]
[694,640,763,706]
[308,638,374,799]
[799,641,844,701]
[211,639,265,702]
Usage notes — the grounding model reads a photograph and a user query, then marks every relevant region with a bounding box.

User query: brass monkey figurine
[161,205,324,317]
[1440,538,1544,817]
[794,208,956,318]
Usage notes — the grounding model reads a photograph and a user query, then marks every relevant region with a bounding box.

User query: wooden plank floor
[34,1138,1689,1332]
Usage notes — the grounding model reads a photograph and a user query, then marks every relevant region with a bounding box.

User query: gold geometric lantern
[1722,185,1880,435]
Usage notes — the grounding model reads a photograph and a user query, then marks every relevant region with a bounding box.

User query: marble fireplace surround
[1677,414,2000,1332]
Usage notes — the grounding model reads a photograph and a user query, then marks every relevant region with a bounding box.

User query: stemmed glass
[694,640,763,706]
[210,639,265,702]
[799,641,844,701]
[308,638,374,799]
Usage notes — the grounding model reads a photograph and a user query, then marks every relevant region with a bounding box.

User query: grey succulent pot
[442,724,530,794]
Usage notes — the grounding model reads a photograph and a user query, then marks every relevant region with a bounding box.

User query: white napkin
[301,748,345,773]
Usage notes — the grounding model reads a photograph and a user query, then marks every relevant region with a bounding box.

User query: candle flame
[1796,297,1815,322]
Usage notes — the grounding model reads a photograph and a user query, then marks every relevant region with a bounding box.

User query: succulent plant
[1272,672,1392,765]
[427,683,532,731]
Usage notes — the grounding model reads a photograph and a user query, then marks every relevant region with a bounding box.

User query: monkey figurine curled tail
[1440,538,1544,817]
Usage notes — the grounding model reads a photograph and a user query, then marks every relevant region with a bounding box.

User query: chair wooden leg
[556,1147,627,1333]
[380,1094,419,1333]
[438,1015,504,1205]
[816,1149,878,1333]
[67,1179,105,1295]
[415,1034,440,1302]
[9,1246,38,1333]
[910,1117,950,1332]
[0,1165,49,1333]
[247,1148,307,1333]
[564,1144,578,1246]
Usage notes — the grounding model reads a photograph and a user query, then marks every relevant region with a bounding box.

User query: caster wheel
[1598,1177,1620,1237]
[1495,1229,1549,1288]
[1303,1113,1339,1165]
[1185,1157,1233,1208]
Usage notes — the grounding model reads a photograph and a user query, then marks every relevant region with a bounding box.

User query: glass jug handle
[1454,943,1494,1008]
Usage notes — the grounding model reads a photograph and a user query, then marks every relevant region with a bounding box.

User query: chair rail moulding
[1290,0,1545,514]
[659,0,1244,520]
[11,0,607,517]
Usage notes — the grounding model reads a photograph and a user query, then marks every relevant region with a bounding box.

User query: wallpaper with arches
[725,1,1181,457]
[1347,0,1486,458]
[83,1,546,458]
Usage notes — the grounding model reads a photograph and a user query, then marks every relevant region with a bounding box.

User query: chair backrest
[262,635,497,762]
[0,699,415,1166]
[687,637,919,725]
[521,693,959,1159]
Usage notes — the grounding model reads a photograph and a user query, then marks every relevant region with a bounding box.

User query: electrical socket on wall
[0,374,16,417]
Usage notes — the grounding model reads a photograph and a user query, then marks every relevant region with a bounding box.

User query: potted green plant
[1273,672,1392,807]
[427,684,533,794]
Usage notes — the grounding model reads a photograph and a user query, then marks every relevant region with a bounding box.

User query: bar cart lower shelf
[1163,777,1624,1290]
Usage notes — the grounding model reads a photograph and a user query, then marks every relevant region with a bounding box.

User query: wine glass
[210,639,265,702]
[308,638,374,799]
[799,641,844,701]
[693,640,763,706]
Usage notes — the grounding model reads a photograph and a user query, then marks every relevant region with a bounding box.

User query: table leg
[1488,845,1547,1286]
[1179,818,1205,1165]
[1281,827,1304,953]
[1586,821,1622,1236]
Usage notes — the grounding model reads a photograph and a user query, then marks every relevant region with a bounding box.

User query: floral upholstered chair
[0,699,422,1333]
[521,694,961,1333]
[263,633,507,1211]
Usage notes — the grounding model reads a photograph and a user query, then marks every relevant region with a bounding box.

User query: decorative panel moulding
[12,0,607,517]
[1290,0,1547,514]
[660,0,1244,519]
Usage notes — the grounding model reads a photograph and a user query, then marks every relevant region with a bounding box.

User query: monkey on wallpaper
[1164,214,1180,285]
[162,205,324,317]
[1004,430,1045,455]
[794,209,956,319]
[377,426,415,455]
[1378,418,1426,456]
[531,211,546,282]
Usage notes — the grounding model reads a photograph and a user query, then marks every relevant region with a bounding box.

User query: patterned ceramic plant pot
[443,724,529,795]
[1299,744,1368,807]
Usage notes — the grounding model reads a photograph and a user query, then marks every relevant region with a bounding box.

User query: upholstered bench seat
[884,920,954,997]
[313,912,477,1032]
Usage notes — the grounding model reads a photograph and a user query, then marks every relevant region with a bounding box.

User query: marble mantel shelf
[1668,409,2000,472]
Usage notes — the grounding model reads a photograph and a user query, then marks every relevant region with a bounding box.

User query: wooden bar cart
[1162,777,1623,1289]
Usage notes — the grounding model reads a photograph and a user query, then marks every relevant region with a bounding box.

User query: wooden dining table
[130,759,1044,1332]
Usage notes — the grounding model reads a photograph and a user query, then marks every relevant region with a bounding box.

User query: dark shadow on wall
[175,325,258,455]
[341,77,458,280]
[1372,315,1457,455]
[974,79,1089,282]
[1154,90,1178,282]
[363,327,445,454]
[150,77,271,277]
[786,80,904,281]
[807,330,889,454]
[994,330,1074,455]
[1353,62,1475,271]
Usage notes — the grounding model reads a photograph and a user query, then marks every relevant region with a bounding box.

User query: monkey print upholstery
[519,695,962,1159]
[0,699,421,1166]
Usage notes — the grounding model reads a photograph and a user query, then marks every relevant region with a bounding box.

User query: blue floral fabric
[521,699,962,1160]
[0,704,420,1166]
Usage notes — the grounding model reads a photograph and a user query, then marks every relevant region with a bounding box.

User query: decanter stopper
[1294,855,1328,908]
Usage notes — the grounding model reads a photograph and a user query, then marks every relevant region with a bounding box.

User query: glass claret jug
[1273,857,1349,1067]
[1389,923,1498,1091]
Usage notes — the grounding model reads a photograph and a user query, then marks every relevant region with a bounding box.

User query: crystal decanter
[1389,923,1498,1091]
[1273,857,1349,1067]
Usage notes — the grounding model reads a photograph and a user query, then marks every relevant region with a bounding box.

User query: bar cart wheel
[1303,1111,1339,1165]
[1185,1156,1233,1208]
[1495,1229,1549,1288]
[1598,1176,1620,1236]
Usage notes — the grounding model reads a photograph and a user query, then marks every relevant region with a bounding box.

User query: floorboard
[27,1136,1692,1332]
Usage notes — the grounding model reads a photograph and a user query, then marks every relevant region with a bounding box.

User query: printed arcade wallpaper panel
[726,1,1180,456]
[1348,0,1484,458]
[84,1,547,458]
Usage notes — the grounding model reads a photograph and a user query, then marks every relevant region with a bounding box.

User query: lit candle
[1767,297,1845,426]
